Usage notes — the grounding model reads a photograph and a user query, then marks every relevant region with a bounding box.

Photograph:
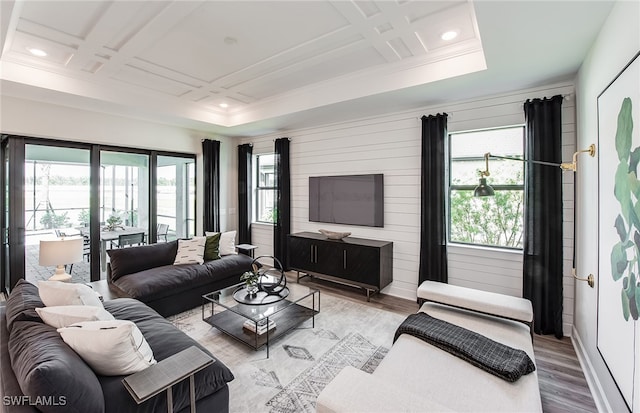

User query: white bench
[417,281,534,335]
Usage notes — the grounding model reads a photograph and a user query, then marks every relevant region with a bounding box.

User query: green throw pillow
[204,233,221,261]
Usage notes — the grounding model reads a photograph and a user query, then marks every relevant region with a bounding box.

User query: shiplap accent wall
[237,82,577,334]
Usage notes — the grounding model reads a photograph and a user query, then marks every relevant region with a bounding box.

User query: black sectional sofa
[1,280,234,413]
[107,240,254,317]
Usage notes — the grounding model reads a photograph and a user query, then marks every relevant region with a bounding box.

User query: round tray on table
[232,286,289,305]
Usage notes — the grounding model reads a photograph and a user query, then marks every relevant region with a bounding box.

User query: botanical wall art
[598,51,640,412]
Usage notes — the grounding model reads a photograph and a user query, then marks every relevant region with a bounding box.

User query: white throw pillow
[35,305,114,329]
[219,231,237,256]
[173,236,206,265]
[38,281,103,307]
[58,320,157,376]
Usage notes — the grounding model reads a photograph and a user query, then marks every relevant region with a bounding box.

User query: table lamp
[39,237,83,282]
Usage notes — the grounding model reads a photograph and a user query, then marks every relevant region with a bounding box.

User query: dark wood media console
[287,232,393,301]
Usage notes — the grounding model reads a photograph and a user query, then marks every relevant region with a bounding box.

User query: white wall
[0,96,236,236]
[240,82,577,333]
[574,1,640,412]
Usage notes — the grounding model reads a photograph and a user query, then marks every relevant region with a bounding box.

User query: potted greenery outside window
[104,213,124,231]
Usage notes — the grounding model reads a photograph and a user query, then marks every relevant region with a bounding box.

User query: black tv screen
[309,174,384,227]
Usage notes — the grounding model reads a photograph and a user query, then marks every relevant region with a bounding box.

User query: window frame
[447,126,525,250]
[254,153,276,224]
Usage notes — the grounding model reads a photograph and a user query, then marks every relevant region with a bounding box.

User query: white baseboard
[571,326,612,413]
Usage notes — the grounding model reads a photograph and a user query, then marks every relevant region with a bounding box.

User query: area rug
[168,292,407,413]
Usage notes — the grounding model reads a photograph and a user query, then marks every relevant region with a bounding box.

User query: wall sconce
[474,144,596,196]
[473,144,597,288]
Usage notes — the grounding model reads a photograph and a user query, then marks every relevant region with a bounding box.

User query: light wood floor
[292,273,598,413]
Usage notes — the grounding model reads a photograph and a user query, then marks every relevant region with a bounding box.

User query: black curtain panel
[418,113,449,285]
[238,144,253,244]
[202,139,221,233]
[523,95,564,338]
[274,138,291,270]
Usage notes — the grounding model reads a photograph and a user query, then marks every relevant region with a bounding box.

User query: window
[449,126,524,249]
[255,154,276,223]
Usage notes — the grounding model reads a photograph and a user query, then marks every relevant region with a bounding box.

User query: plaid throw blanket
[394,312,535,382]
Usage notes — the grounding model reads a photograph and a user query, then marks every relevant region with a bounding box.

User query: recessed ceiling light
[27,48,47,57]
[219,103,229,108]
[441,31,458,41]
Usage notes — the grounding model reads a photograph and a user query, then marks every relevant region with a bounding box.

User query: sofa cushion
[112,253,254,303]
[108,240,178,282]
[5,279,44,331]
[58,320,157,376]
[101,299,234,412]
[35,305,115,329]
[8,320,105,413]
[38,281,103,307]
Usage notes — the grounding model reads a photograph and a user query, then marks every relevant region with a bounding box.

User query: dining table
[79,226,147,272]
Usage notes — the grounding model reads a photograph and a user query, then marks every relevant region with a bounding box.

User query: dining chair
[157,223,169,242]
[82,234,91,261]
[113,232,145,248]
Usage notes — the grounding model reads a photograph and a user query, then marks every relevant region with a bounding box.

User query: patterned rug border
[265,332,389,413]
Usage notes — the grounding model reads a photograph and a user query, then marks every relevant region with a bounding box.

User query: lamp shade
[39,237,83,266]
[473,177,495,197]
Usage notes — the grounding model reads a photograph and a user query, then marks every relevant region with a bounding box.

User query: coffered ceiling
[0,1,614,136]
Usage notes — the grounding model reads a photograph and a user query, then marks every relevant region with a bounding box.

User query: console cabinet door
[288,236,316,271]
[339,244,380,286]
[289,237,313,270]
[314,242,343,275]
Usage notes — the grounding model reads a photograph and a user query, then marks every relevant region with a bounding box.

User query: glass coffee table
[202,282,320,357]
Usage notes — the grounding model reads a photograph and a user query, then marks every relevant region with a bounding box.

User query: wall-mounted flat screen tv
[309,174,383,227]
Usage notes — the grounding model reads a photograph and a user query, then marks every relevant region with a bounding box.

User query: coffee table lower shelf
[202,303,318,357]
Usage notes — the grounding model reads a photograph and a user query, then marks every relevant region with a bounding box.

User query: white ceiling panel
[102,2,169,52]
[415,3,477,51]
[10,31,75,66]
[20,0,109,40]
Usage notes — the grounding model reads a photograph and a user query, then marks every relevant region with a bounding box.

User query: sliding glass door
[0,135,196,291]
[99,151,150,275]
[24,144,91,284]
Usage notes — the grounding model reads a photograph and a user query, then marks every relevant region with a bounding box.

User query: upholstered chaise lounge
[316,283,541,412]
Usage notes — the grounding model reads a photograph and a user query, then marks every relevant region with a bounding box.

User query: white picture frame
[597,51,640,412]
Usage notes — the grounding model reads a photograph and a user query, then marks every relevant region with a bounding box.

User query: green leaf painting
[611,97,639,321]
